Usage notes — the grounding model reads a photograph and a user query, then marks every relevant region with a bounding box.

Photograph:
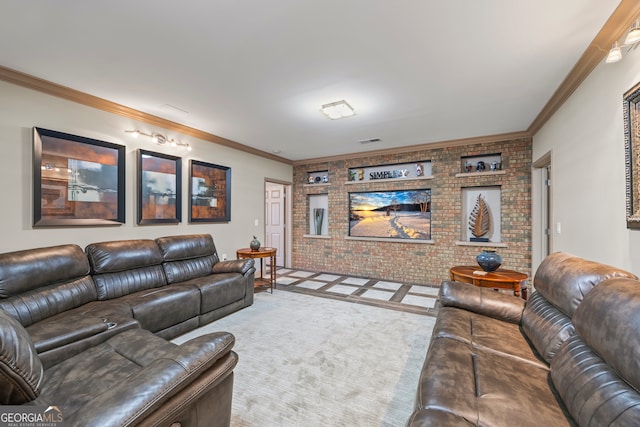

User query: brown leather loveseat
[0,233,255,427]
[408,252,640,426]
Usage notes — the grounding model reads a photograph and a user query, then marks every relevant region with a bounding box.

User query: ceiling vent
[357,138,381,144]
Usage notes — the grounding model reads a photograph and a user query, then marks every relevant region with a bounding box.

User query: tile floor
[266,268,440,316]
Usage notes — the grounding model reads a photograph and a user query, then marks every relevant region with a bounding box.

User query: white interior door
[265,182,285,267]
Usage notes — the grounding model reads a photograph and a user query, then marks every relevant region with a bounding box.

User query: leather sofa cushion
[156,234,218,262]
[433,306,547,369]
[163,255,217,284]
[521,291,575,364]
[0,244,89,297]
[414,336,572,426]
[440,280,525,324]
[183,273,247,313]
[551,334,640,426]
[0,275,97,327]
[572,277,640,392]
[118,285,201,333]
[37,329,236,425]
[0,309,43,404]
[533,252,636,317]
[92,265,167,300]
[212,259,255,275]
[86,239,164,273]
[550,278,640,425]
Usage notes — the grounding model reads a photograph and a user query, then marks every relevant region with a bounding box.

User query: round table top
[450,265,528,282]
[236,247,277,257]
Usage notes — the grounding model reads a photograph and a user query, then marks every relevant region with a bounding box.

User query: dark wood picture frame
[624,81,640,229]
[189,160,231,223]
[33,127,125,227]
[137,149,182,225]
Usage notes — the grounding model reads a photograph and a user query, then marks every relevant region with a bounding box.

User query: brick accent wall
[292,137,532,286]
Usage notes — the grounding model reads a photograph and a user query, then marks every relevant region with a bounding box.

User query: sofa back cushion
[533,252,636,317]
[521,252,636,365]
[551,278,640,425]
[0,245,97,326]
[156,234,219,284]
[0,309,43,404]
[86,240,166,300]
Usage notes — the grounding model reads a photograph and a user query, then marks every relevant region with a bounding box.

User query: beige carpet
[173,289,436,427]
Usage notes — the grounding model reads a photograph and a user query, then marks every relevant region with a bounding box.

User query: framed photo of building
[33,127,125,227]
[137,149,181,225]
[189,160,231,222]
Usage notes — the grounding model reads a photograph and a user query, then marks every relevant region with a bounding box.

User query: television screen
[348,189,431,240]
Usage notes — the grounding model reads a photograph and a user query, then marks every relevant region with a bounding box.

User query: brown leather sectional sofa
[0,234,255,427]
[408,252,640,426]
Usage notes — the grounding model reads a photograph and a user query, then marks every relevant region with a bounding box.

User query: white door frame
[264,178,292,268]
[532,151,552,274]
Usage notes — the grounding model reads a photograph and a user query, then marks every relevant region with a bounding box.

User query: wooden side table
[236,247,277,293]
[449,266,528,299]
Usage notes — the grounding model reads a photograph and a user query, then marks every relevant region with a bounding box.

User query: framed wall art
[348,189,431,240]
[625,81,640,229]
[33,127,125,227]
[189,160,231,222]
[137,149,182,225]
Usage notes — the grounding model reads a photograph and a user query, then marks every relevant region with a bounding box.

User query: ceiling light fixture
[606,41,623,63]
[605,20,640,63]
[625,20,640,45]
[125,130,192,151]
[320,100,355,120]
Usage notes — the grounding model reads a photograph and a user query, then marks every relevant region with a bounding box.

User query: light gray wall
[533,45,640,274]
[0,80,292,259]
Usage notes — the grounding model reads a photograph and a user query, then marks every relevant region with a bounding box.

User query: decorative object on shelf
[314,176,321,183]
[465,162,474,172]
[476,248,502,272]
[416,163,423,176]
[358,169,364,180]
[476,161,486,171]
[308,176,315,184]
[322,175,329,183]
[349,170,356,181]
[468,194,490,242]
[490,161,501,171]
[250,236,261,251]
[313,208,325,235]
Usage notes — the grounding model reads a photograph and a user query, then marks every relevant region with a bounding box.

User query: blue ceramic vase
[476,249,502,272]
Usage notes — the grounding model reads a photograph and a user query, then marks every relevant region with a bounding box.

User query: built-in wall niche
[457,153,504,177]
[304,170,329,186]
[306,193,329,237]
[460,186,501,244]
[347,161,432,184]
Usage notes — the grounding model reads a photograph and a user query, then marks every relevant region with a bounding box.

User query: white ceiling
[0,1,622,161]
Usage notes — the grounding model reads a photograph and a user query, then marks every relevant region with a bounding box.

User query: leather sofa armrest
[212,259,254,275]
[64,332,237,427]
[440,280,525,324]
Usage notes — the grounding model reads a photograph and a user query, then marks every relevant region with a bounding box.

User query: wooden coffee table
[449,266,528,299]
[236,247,277,293]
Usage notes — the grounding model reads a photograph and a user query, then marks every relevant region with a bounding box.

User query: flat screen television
[348,189,431,240]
